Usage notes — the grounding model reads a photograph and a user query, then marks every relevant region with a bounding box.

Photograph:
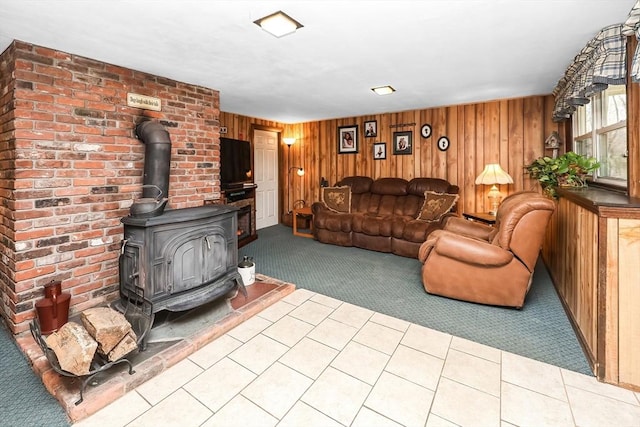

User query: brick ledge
[16,275,296,423]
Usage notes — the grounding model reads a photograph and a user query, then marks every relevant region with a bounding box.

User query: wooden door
[253,129,278,229]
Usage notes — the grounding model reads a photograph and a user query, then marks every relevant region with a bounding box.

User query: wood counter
[543,187,640,391]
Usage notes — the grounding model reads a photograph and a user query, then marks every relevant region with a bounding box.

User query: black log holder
[30,287,154,405]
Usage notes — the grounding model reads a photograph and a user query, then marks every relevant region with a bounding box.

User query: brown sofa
[311,176,459,258]
[418,191,556,308]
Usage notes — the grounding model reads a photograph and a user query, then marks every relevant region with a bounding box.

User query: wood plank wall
[545,199,599,365]
[221,94,564,217]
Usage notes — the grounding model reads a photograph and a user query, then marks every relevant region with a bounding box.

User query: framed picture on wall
[373,142,386,160]
[393,131,412,155]
[338,125,358,154]
[364,120,377,137]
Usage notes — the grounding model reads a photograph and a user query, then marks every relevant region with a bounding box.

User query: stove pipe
[130,121,172,218]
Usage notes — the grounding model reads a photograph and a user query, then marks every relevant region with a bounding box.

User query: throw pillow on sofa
[321,186,351,213]
[417,191,459,221]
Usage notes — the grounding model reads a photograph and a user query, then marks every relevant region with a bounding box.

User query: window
[572,85,628,186]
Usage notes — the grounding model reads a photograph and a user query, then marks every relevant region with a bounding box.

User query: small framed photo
[373,142,386,160]
[364,120,377,138]
[437,136,450,151]
[393,131,412,155]
[338,125,358,154]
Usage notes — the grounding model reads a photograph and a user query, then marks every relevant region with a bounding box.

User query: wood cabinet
[543,187,640,390]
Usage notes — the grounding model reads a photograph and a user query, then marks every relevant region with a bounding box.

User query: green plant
[525,152,600,198]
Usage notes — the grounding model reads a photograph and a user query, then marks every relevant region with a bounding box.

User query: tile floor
[75,289,640,427]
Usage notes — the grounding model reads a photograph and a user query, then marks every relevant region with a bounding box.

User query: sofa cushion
[417,191,459,222]
[352,213,393,236]
[401,219,443,242]
[408,177,456,196]
[336,176,373,194]
[324,213,353,232]
[370,178,409,196]
[322,186,351,213]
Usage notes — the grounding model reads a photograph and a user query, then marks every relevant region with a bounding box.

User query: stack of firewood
[45,307,138,376]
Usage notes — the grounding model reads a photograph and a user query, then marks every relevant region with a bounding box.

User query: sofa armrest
[434,232,513,267]
[444,217,494,241]
[311,202,329,215]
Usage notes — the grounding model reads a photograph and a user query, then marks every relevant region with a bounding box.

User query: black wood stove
[119,121,245,313]
[119,205,245,312]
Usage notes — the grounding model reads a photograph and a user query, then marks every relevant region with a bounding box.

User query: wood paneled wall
[544,199,599,367]
[218,113,284,142]
[221,94,564,217]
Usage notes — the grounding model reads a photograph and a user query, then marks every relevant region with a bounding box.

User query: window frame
[572,86,628,188]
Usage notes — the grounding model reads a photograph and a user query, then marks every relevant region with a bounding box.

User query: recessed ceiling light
[254,11,303,38]
[371,85,396,95]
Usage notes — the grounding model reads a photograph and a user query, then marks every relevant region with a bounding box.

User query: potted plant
[525,152,600,198]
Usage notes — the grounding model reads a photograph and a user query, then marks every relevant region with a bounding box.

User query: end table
[293,206,314,238]
[462,212,496,226]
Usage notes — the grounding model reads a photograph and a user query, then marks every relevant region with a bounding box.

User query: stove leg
[235,276,248,300]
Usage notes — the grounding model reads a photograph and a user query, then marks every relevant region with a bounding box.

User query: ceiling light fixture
[371,85,396,95]
[254,11,303,38]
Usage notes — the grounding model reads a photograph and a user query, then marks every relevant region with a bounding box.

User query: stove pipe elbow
[135,121,172,201]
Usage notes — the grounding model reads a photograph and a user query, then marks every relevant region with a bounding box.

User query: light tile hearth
[74,289,640,427]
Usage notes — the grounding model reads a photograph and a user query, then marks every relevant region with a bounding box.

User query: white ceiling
[0,0,635,123]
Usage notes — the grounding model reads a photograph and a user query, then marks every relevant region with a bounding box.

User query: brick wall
[0,42,18,333]
[0,40,221,334]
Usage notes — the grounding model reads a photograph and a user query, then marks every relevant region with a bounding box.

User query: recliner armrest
[444,217,494,241]
[418,230,445,262]
[434,232,513,267]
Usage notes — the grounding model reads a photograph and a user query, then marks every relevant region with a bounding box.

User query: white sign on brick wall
[127,93,161,111]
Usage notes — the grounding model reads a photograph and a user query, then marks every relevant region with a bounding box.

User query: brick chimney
[0,40,222,334]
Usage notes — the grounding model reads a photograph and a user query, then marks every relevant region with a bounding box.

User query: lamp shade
[283,137,296,146]
[475,164,514,185]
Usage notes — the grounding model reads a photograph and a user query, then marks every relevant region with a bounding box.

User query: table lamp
[475,164,513,215]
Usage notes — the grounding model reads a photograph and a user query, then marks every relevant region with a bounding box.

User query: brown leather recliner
[417,191,556,308]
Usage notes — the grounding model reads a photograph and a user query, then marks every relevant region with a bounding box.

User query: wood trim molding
[627,35,640,198]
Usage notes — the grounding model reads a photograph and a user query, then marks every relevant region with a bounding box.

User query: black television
[220,137,253,190]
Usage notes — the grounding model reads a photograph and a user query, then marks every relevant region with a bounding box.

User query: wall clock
[420,124,432,139]
[437,136,450,151]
